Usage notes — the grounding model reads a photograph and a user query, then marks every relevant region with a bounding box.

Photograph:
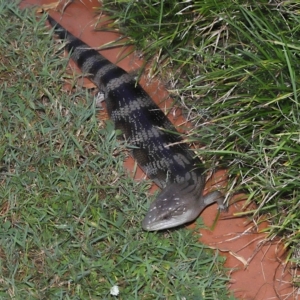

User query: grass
[0,1,234,299]
[101,0,300,284]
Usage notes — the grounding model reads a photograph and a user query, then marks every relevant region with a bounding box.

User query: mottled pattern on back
[48,15,203,189]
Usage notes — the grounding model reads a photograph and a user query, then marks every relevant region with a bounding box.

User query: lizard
[47,14,226,231]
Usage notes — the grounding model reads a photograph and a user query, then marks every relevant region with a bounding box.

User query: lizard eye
[162,213,172,220]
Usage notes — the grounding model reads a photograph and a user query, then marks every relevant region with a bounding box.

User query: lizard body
[47,15,225,231]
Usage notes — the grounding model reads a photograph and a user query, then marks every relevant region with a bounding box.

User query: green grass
[101,0,300,282]
[0,1,234,299]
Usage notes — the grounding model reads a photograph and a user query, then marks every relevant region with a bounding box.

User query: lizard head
[142,181,204,231]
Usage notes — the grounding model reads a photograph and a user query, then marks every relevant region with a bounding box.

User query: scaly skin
[47,15,225,231]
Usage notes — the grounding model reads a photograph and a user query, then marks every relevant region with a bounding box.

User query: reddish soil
[20,0,299,299]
